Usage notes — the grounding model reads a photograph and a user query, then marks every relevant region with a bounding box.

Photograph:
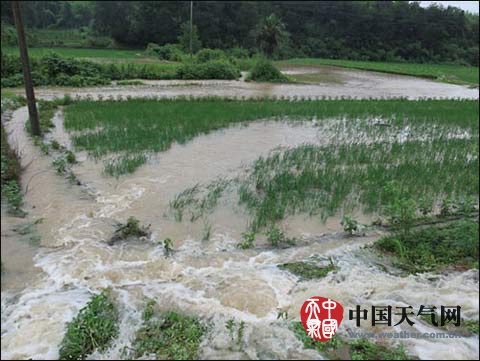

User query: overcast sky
[418,1,479,13]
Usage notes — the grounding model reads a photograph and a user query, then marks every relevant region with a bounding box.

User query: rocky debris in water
[108,216,151,245]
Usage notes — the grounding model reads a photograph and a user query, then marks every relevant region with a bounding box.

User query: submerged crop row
[62,98,479,176]
[171,138,478,232]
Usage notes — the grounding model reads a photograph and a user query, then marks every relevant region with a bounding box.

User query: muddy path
[1,103,479,360]
[8,65,479,101]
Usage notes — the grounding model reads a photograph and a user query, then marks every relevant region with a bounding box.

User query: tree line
[1,1,478,65]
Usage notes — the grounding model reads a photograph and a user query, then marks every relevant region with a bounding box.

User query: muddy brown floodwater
[9,65,479,101]
[1,67,479,360]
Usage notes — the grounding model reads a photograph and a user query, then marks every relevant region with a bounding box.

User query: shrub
[246,58,289,82]
[176,60,241,80]
[195,48,227,63]
[145,43,185,62]
[227,47,250,59]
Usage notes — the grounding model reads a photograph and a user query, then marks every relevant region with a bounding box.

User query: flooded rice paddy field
[1,66,479,360]
[9,65,479,101]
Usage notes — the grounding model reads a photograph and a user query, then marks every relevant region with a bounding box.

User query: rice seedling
[63,98,478,176]
[174,134,478,233]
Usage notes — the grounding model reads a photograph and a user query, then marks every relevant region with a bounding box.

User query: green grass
[374,220,479,273]
[1,94,26,215]
[133,300,207,360]
[58,289,119,360]
[278,58,479,86]
[291,322,409,360]
[3,46,143,60]
[279,260,337,280]
[63,98,478,178]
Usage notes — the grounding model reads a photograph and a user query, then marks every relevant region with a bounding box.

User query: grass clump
[133,300,207,360]
[266,226,296,247]
[292,321,409,360]
[2,180,23,215]
[58,289,119,360]
[236,232,255,249]
[279,260,337,280]
[374,219,479,273]
[246,58,290,82]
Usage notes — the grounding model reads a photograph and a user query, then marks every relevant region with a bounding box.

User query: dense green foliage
[246,59,289,82]
[375,220,479,273]
[58,289,119,360]
[1,51,242,87]
[133,301,207,360]
[2,1,477,65]
[176,60,241,80]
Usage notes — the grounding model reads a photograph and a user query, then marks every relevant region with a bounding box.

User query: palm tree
[256,14,288,58]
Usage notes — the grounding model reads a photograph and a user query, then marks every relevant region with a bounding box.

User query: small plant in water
[236,231,255,249]
[2,180,23,214]
[164,238,174,257]
[341,215,358,236]
[277,310,288,320]
[40,142,50,155]
[66,150,76,164]
[266,226,296,248]
[109,216,151,245]
[50,139,61,150]
[52,157,67,174]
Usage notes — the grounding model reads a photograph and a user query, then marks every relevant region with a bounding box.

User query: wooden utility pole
[189,1,193,58]
[12,0,40,136]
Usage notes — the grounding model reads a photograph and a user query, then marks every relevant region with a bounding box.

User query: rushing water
[1,96,479,359]
[9,65,479,101]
